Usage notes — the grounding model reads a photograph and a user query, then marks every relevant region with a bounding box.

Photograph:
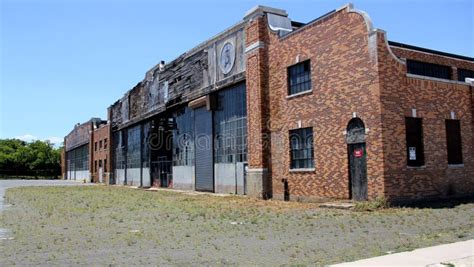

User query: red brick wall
[246,16,270,170]
[377,32,474,201]
[246,5,474,202]
[390,46,474,81]
[91,124,111,183]
[249,7,386,201]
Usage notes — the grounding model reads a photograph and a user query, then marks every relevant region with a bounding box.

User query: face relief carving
[220,41,235,75]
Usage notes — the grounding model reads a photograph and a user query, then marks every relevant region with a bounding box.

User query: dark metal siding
[194,107,214,192]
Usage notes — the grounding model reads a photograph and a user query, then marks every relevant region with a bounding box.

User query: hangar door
[194,107,214,192]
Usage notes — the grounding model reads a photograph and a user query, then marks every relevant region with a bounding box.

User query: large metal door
[194,107,214,192]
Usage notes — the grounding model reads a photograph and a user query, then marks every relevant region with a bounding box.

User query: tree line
[0,139,62,178]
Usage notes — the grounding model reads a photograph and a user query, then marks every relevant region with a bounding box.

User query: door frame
[346,117,368,201]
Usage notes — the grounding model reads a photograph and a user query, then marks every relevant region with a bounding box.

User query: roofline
[65,117,105,138]
[388,41,474,62]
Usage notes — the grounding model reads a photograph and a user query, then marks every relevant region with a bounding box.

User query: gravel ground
[0,179,90,212]
[0,186,472,266]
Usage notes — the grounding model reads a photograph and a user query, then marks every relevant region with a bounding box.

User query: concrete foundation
[126,168,140,186]
[142,167,151,187]
[246,168,270,199]
[214,163,246,194]
[172,166,194,190]
[115,169,125,185]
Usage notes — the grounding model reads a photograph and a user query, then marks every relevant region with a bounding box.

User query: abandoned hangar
[61,4,474,202]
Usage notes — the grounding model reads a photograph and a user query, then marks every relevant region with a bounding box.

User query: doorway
[346,118,368,201]
[194,107,214,192]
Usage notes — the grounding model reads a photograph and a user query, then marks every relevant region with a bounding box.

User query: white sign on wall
[409,147,416,160]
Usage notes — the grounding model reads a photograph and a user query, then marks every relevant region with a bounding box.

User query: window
[94,160,97,172]
[114,131,126,170]
[99,140,102,150]
[458,68,474,82]
[67,144,89,173]
[104,159,107,172]
[127,125,141,169]
[94,142,98,151]
[173,107,194,166]
[214,84,247,163]
[288,60,311,95]
[142,122,150,168]
[406,59,451,80]
[445,120,463,165]
[104,138,108,149]
[405,117,425,167]
[289,127,314,169]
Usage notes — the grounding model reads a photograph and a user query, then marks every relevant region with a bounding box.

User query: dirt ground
[0,186,472,266]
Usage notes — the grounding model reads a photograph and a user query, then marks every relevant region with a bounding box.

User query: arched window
[346,118,365,144]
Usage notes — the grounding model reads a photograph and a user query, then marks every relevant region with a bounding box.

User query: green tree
[0,139,61,178]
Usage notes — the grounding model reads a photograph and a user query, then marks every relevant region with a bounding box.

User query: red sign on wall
[354,149,363,158]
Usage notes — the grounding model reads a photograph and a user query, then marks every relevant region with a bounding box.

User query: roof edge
[388,41,474,62]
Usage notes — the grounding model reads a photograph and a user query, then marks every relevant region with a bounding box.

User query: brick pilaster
[244,7,277,198]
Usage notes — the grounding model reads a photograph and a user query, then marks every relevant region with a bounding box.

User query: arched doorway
[346,118,368,201]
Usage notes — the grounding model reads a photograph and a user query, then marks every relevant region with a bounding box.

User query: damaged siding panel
[110,101,123,130]
[110,26,246,130]
[65,122,92,151]
[130,83,145,121]
[158,50,208,106]
[121,95,130,124]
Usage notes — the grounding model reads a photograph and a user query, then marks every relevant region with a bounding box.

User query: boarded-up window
[407,60,451,80]
[288,60,311,95]
[289,127,314,169]
[445,120,463,165]
[457,68,474,82]
[405,117,424,167]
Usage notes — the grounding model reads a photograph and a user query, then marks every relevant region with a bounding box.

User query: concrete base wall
[246,168,270,199]
[116,169,125,185]
[214,163,246,194]
[126,168,140,186]
[172,166,194,190]
[71,170,90,182]
[142,167,151,187]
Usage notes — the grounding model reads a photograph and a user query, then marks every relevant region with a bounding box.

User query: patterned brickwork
[91,124,111,183]
[390,46,474,81]
[246,16,271,170]
[245,5,474,202]
[246,7,386,201]
[378,32,474,201]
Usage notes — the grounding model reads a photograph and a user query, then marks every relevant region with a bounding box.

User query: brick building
[62,4,474,202]
[90,123,112,184]
[62,118,110,183]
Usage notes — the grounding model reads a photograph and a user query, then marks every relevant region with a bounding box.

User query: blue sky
[1,0,472,145]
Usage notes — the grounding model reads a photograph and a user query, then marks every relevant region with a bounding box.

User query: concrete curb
[331,239,474,267]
